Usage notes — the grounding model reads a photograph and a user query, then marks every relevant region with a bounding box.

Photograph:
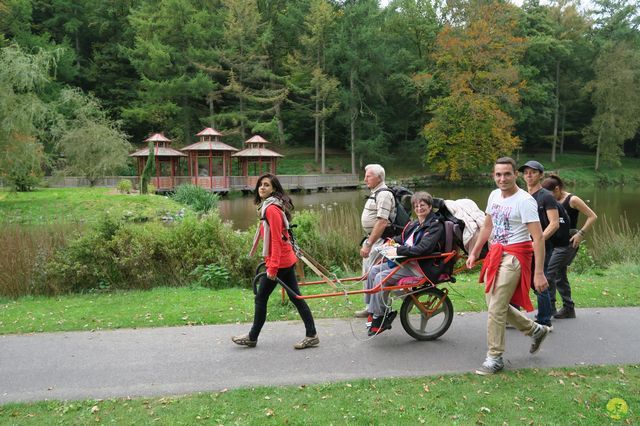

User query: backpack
[372,186,413,238]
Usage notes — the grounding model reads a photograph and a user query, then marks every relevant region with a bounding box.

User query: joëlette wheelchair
[251,198,483,341]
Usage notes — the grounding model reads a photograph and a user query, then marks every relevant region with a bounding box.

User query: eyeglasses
[413,203,430,209]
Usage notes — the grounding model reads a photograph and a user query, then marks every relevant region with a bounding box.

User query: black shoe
[554,307,576,319]
[368,311,397,336]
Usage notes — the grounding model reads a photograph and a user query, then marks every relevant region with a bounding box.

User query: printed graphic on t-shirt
[489,203,512,245]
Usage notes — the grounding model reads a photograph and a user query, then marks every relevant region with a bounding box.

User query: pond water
[218,185,640,237]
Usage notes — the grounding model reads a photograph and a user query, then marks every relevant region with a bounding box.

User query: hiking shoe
[529,324,550,354]
[368,311,397,336]
[475,356,504,375]
[294,335,319,349]
[354,308,370,318]
[232,334,257,348]
[554,307,576,319]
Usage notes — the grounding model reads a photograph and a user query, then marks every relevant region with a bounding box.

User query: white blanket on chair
[444,199,485,253]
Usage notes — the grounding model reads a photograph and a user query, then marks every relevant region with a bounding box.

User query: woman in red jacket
[232,173,319,349]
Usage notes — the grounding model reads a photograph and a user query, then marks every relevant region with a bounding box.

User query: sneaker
[368,311,397,336]
[535,320,553,333]
[231,334,257,348]
[554,307,576,319]
[354,308,370,318]
[294,335,319,350]
[365,313,373,328]
[529,324,550,354]
[475,356,504,375]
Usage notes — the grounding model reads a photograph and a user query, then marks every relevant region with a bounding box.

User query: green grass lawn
[0,187,189,225]
[2,262,638,335]
[1,365,637,424]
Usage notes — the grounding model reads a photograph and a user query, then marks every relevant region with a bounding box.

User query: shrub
[291,206,361,274]
[116,179,133,194]
[190,264,231,289]
[172,184,219,214]
[590,214,640,267]
[0,224,81,297]
[147,183,156,194]
[569,245,597,275]
[43,210,258,295]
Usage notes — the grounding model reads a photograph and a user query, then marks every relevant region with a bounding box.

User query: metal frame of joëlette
[277,250,474,302]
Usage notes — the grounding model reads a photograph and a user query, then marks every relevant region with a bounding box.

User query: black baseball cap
[518,160,544,173]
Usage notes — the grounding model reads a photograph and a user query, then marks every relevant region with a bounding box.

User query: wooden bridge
[34,174,360,193]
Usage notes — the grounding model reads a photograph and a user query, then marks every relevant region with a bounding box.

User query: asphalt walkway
[1,307,639,404]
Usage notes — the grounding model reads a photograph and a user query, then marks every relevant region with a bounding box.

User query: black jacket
[393,212,445,281]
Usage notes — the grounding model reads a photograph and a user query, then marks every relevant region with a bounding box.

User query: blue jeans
[531,247,554,326]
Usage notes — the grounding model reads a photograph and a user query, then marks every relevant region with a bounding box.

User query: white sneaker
[530,324,550,354]
[475,356,504,375]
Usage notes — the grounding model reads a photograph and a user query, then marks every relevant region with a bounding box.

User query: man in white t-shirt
[466,157,551,375]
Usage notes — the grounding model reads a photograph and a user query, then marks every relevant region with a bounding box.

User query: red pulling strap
[479,241,534,312]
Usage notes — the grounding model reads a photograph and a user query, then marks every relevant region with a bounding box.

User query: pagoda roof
[196,127,223,137]
[232,147,283,158]
[245,135,269,144]
[129,147,186,157]
[181,141,239,152]
[144,133,171,142]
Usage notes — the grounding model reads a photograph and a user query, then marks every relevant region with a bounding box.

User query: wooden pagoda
[129,133,186,191]
[181,128,238,191]
[232,135,283,187]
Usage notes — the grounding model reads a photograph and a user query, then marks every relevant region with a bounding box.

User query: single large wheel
[400,287,454,341]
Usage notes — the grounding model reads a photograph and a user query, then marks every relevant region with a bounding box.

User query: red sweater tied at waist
[479,241,534,312]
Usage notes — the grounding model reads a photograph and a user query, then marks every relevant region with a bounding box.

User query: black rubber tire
[252,272,266,295]
[399,287,454,341]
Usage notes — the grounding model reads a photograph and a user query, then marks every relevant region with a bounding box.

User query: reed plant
[590,214,640,267]
[293,205,362,273]
[0,223,82,298]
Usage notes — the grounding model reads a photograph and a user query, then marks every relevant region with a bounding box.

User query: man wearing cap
[519,160,570,329]
[466,157,550,375]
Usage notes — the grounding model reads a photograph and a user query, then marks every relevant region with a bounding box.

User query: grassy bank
[0,187,189,225]
[2,262,638,335]
[1,365,636,424]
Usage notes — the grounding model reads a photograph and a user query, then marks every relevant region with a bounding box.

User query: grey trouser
[366,262,420,316]
[547,245,576,309]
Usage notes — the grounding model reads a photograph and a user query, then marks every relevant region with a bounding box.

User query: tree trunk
[315,87,320,163]
[321,105,326,174]
[350,71,356,176]
[552,60,560,163]
[560,103,566,154]
[595,125,602,171]
[275,101,285,145]
[208,95,216,128]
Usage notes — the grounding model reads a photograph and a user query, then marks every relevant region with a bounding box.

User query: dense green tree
[331,0,389,173]
[216,0,287,143]
[125,0,217,145]
[583,42,640,170]
[0,45,55,190]
[424,1,525,180]
[55,89,131,185]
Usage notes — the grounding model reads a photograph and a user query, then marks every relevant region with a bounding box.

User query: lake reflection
[218,186,640,236]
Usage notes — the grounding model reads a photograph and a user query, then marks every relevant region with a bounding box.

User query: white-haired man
[355,164,395,318]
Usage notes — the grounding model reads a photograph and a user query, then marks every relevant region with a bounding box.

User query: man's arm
[466,214,492,269]
[527,221,548,292]
[543,208,559,241]
[360,218,388,258]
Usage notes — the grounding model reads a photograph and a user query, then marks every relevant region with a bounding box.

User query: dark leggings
[249,265,316,341]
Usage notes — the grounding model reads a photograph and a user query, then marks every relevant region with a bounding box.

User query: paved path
[1,307,639,404]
